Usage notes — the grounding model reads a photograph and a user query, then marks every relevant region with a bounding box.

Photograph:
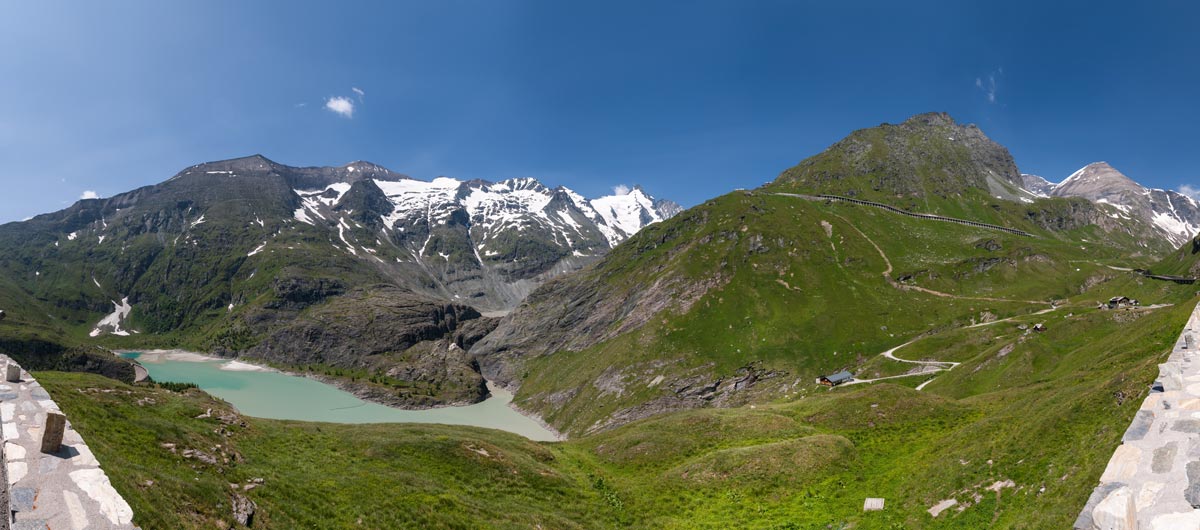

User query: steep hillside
[474,113,1174,435]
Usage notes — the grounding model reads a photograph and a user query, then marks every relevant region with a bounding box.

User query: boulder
[232,493,256,527]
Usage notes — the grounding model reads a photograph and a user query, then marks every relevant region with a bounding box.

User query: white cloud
[352,87,365,100]
[80,190,99,200]
[976,69,1001,104]
[325,96,355,118]
[1178,184,1200,200]
[612,184,631,196]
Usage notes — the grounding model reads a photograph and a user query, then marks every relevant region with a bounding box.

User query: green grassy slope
[40,293,1192,528]
[503,189,1162,436]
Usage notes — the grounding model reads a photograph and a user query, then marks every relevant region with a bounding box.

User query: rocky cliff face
[1021,174,1056,197]
[243,286,494,407]
[1049,162,1200,247]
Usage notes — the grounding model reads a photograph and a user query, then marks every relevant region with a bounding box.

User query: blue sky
[2,1,1198,222]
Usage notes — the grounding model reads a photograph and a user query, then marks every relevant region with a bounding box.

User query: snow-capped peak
[1050,161,1200,247]
[589,186,665,243]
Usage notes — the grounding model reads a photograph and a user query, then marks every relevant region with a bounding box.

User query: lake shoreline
[110,348,562,441]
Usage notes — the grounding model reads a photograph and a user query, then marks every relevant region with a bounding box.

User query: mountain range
[5,112,1200,527]
[0,156,677,406]
[1021,161,1200,247]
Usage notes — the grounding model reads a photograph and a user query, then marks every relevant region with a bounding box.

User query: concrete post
[6,362,20,382]
[41,412,65,454]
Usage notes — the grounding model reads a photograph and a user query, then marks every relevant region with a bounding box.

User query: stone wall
[1075,302,1200,529]
[1,354,134,529]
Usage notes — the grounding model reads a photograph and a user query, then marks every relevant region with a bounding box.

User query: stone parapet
[0,354,135,529]
[1075,302,1200,529]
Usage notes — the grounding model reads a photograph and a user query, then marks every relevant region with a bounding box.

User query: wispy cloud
[325,96,355,118]
[976,68,1002,104]
[80,190,99,200]
[1178,184,1200,200]
[612,184,631,196]
[352,87,365,101]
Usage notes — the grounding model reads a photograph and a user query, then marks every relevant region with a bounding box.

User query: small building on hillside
[818,370,854,386]
[1107,296,1139,309]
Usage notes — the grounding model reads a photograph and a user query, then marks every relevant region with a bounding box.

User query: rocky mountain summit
[774,112,1030,202]
[1023,162,1200,247]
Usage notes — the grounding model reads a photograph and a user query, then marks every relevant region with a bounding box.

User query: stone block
[1174,419,1200,434]
[1091,486,1135,530]
[1135,481,1164,511]
[5,362,20,382]
[1101,445,1143,483]
[1160,362,1185,391]
[1187,461,1200,508]
[1152,442,1178,474]
[1122,411,1156,442]
[10,487,34,511]
[1074,482,1126,529]
[863,498,884,511]
[40,411,65,453]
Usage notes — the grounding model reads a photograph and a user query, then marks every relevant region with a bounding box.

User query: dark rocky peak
[337,161,410,182]
[654,197,685,218]
[544,187,582,211]
[335,179,393,228]
[773,111,1022,198]
[287,161,409,191]
[179,154,279,177]
[499,177,548,192]
[901,111,956,128]
[462,178,494,188]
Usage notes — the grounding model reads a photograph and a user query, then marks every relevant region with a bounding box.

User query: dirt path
[966,307,1058,328]
[828,212,1046,305]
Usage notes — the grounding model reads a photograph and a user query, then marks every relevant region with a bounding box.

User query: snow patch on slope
[89,297,133,337]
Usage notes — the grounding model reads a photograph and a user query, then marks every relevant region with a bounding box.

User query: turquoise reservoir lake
[122,351,558,441]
